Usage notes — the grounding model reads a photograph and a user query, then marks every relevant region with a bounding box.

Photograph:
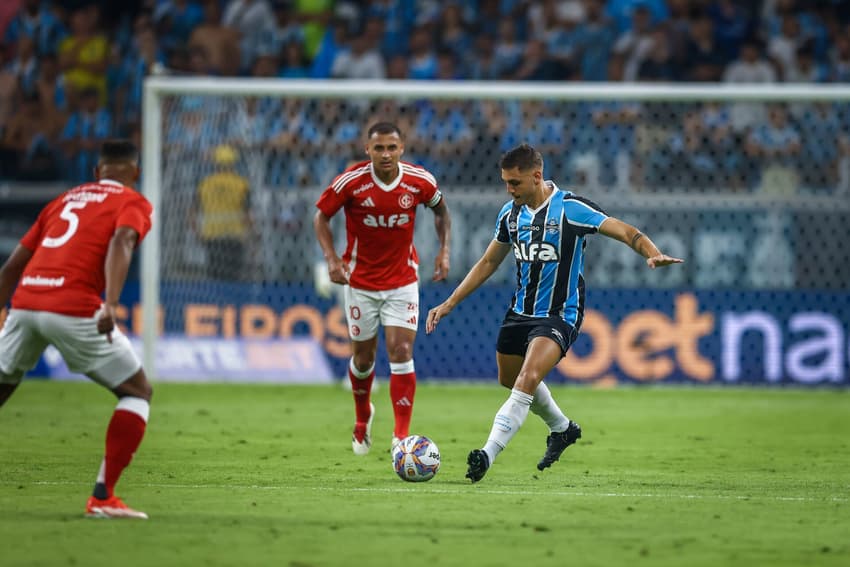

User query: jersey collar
[98,179,124,187]
[524,180,558,214]
[369,163,403,192]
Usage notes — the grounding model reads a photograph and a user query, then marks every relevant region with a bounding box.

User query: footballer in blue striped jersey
[426,144,683,482]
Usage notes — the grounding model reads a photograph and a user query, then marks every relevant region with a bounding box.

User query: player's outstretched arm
[426,240,510,334]
[313,210,349,285]
[431,200,451,281]
[599,217,684,268]
[99,226,139,342]
[0,244,34,307]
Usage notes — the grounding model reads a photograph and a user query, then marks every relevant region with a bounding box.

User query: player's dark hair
[367,121,403,139]
[499,143,544,171]
[99,139,139,163]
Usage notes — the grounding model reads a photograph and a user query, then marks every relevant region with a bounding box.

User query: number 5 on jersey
[42,201,88,248]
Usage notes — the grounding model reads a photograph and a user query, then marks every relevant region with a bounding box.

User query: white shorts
[0,309,141,389]
[344,282,419,341]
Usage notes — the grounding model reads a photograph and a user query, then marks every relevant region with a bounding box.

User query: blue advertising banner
[32,281,845,386]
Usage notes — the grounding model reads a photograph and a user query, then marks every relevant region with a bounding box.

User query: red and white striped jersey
[316,160,442,291]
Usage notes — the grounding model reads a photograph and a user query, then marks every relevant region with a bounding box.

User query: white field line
[1,480,846,503]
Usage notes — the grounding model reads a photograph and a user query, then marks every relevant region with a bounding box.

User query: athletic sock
[389,360,416,439]
[93,396,149,499]
[348,358,375,425]
[482,388,533,464]
[530,382,571,433]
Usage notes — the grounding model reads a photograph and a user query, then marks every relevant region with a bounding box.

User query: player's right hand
[96,304,118,343]
[327,257,350,285]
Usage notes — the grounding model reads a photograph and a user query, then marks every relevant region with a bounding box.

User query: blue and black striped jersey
[494,182,608,327]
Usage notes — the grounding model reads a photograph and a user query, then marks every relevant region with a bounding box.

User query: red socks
[390,361,416,439]
[100,397,149,498]
[348,360,375,424]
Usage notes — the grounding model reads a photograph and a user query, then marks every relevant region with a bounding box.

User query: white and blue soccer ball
[392,435,441,482]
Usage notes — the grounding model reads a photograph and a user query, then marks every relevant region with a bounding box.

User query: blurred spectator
[1,90,62,180]
[795,102,841,192]
[385,53,408,79]
[542,8,583,79]
[363,0,416,55]
[255,1,304,63]
[572,0,616,81]
[309,17,347,78]
[437,2,473,62]
[723,38,777,132]
[279,41,309,78]
[293,0,333,60]
[222,0,275,71]
[407,25,437,80]
[708,0,752,63]
[6,33,38,94]
[829,34,850,82]
[465,34,499,80]
[493,18,524,78]
[745,103,801,194]
[511,39,559,81]
[60,87,112,184]
[191,144,253,281]
[435,48,462,80]
[413,100,474,184]
[4,0,66,56]
[637,29,676,81]
[767,13,804,81]
[154,0,204,46]
[188,0,240,75]
[114,14,165,131]
[786,41,827,83]
[330,27,385,79]
[612,3,655,81]
[58,6,109,106]
[606,0,668,33]
[34,52,66,112]
[682,13,726,82]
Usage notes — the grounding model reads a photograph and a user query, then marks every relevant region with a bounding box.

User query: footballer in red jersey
[0,140,154,519]
[314,122,451,456]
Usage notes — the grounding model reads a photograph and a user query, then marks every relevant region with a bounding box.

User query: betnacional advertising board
[20,282,850,385]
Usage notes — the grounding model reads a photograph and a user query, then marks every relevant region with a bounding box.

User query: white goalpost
[140,78,850,381]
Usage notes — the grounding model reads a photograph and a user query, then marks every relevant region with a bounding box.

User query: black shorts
[496,309,579,358]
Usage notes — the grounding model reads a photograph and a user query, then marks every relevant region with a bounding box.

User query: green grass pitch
[1,381,848,567]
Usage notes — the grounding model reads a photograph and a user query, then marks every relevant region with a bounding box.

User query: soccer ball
[392,435,441,482]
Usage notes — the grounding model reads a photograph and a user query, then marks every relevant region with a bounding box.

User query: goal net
[140,79,850,385]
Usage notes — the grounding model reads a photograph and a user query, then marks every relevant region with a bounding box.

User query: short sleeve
[19,212,47,251]
[563,196,608,236]
[493,202,513,243]
[116,197,154,245]
[315,179,347,218]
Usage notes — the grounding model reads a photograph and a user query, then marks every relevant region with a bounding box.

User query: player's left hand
[432,250,450,281]
[646,254,684,269]
[96,304,118,343]
[426,301,454,334]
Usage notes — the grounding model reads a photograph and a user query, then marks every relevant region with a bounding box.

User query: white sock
[482,388,533,464]
[530,382,570,433]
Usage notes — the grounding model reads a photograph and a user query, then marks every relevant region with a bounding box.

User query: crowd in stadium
[2,0,850,193]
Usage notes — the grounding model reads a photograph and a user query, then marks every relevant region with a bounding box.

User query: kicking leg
[468,337,563,482]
